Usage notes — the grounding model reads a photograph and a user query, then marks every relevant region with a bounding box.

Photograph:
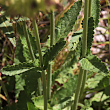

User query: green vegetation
[0,0,110,110]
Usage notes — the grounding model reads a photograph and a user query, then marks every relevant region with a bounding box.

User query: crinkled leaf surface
[94,75,110,91]
[16,70,41,108]
[17,23,37,61]
[55,0,82,42]
[15,68,41,97]
[43,40,66,69]
[87,17,94,54]
[14,38,26,64]
[17,23,31,61]
[51,75,78,106]
[1,62,40,76]
[91,0,100,27]
[79,55,108,74]
[86,73,105,89]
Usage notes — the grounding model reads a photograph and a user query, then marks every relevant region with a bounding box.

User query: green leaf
[104,85,110,96]
[1,62,40,76]
[28,31,38,57]
[0,15,14,37]
[0,15,7,24]
[87,17,94,54]
[91,0,100,27]
[15,69,41,98]
[94,75,110,91]
[16,17,30,22]
[15,74,25,98]
[55,0,82,42]
[79,55,108,74]
[51,75,78,105]
[61,52,77,73]
[43,40,66,69]
[17,23,31,61]
[52,34,82,84]
[16,70,41,107]
[32,96,44,110]
[17,23,38,61]
[68,31,82,51]
[85,73,105,90]
[27,102,36,110]
[14,38,26,64]
[17,91,30,110]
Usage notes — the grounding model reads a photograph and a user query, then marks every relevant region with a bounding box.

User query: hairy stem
[47,10,55,99]
[79,0,92,100]
[0,76,10,108]
[32,19,47,110]
[88,0,92,17]
[82,0,89,58]
[79,70,87,99]
[73,0,89,109]
[73,68,84,110]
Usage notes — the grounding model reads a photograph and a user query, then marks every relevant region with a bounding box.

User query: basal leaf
[15,68,41,98]
[1,62,40,76]
[27,102,36,110]
[94,75,110,91]
[17,91,30,110]
[51,75,78,105]
[43,40,66,69]
[55,0,82,42]
[86,73,105,89]
[91,0,100,27]
[87,17,94,54]
[32,96,44,110]
[104,85,110,96]
[15,74,25,98]
[32,96,51,110]
[79,55,108,74]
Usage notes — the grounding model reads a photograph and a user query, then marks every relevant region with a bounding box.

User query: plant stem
[32,19,47,110]
[22,21,35,61]
[88,0,92,17]
[79,70,87,99]
[82,0,89,58]
[47,10,55,99]
[0,76,10,108]
[73,0,89,109]
[50,10,55,46]
[79,0,92,100]
[72,68,84,110]
[47,65,52,99]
